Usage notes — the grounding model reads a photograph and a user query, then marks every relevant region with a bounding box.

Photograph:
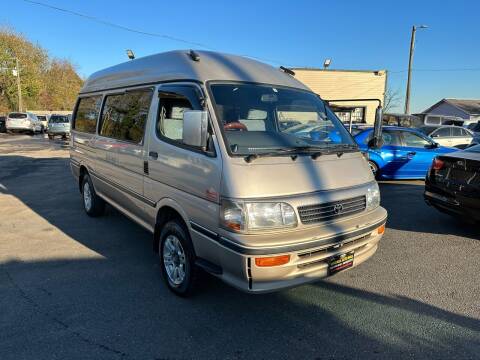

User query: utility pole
[404,25,427,115]
[15,58,23,112]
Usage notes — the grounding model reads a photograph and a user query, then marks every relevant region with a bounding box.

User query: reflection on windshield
[210,83,355,155]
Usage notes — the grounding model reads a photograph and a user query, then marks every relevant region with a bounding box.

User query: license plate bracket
[328,251,354,275]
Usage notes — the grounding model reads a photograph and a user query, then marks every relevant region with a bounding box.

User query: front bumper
[48,128,71,135]
[190,206,387,293]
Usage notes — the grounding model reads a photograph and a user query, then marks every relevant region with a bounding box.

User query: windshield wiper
[244,147,302,163]
[243,145,335,162]
[324,144,359,158]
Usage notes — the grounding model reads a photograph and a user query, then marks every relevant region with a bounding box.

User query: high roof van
[70,50,387,295]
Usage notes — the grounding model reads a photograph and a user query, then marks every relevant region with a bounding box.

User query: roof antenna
[189,50,200,62]
[279,66,295,76]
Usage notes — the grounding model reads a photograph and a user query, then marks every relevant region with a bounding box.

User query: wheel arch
[153,199,190,254]
[78,165,89,193]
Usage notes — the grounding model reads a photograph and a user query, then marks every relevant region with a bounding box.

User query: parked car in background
[0,116,6,133]
[419,125,474,149]
[466,122,480,135]
[6,112,42,134]
[355,126,457,179]
[36,115,49,132]
[425,144,480,222]
[47,114,71,139]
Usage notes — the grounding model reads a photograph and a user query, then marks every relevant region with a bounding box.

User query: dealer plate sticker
[328,251,354,275]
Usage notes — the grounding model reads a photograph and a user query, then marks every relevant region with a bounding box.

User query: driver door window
[157,86,201,145]
[158,93,193,142]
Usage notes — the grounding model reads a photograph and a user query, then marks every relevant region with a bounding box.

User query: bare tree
[383,88,402,113]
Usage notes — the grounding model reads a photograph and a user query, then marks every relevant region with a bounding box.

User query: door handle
[149,151,158,160]
[407,151,416,159]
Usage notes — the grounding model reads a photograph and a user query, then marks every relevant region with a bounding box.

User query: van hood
[221,152,374,198]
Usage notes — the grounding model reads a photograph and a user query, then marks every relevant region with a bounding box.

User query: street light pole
[15,58,23,112]
[404,25,427,115]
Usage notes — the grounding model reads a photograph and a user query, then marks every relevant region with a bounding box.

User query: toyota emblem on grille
[333,204,344,214]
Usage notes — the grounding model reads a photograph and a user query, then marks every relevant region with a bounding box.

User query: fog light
[377,224,386,234]
[255,255,290,267]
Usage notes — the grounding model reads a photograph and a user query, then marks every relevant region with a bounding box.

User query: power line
[22,0,215,49]
[390,67,480,74]
[20,0,293,66]
[18,1,480,73]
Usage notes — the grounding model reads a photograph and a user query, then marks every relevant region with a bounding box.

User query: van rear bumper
[190,206,387,293]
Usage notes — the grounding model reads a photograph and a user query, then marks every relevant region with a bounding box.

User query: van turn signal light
[377,224,386,234]
[255,255,290,267]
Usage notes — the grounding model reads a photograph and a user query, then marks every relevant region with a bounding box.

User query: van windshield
[210,83,355,156]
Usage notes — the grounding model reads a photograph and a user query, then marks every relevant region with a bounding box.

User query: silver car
[47,114,71,139]
[6,112,42,134]
[70,50,387,296]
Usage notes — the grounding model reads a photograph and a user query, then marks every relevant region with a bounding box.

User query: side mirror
[182,110,208,149]
[369,106,383,149]
[431,134,439,138]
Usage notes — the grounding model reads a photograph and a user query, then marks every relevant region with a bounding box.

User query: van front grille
[297,195,366,224]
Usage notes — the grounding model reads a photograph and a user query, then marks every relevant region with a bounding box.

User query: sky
[1,0,479,113]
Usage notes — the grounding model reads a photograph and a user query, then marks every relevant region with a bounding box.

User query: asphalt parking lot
[0,133,479,360]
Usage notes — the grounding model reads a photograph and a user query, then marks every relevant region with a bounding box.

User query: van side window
[100,89,153,143]
[157,92,193,142]
[74,96,102,133]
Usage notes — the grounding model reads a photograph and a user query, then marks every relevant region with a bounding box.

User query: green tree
[0,27,83,114]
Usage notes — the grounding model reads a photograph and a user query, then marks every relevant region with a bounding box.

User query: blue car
[355,126,457,179]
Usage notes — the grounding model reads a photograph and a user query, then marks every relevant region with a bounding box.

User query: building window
[333,107,365,123]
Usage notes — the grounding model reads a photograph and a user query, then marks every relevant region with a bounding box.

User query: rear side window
[451,127,463,137]
[99,89,153,143]
[74,96,102,133]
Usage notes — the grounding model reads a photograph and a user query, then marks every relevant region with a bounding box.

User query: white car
[6,112,42,135]
[36,115,49,132]
[421,125,474,148]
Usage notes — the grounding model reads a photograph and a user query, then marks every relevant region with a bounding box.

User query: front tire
[368,161,379,179]
[159,220,197,296]
[81,174,105,217]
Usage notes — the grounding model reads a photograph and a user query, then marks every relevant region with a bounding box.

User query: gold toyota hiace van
[70,50,387,295]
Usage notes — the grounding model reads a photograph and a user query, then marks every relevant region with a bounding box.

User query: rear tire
[159,220,197,297]
[48,134,53,140]
[81,174,105,217]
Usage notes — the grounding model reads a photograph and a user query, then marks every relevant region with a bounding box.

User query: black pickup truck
[425,145,480,222]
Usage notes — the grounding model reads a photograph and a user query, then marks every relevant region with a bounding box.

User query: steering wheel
[224,122,248,131]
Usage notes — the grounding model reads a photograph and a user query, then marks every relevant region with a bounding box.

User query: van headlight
[366,182,380,211]
[221,199,297,232]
